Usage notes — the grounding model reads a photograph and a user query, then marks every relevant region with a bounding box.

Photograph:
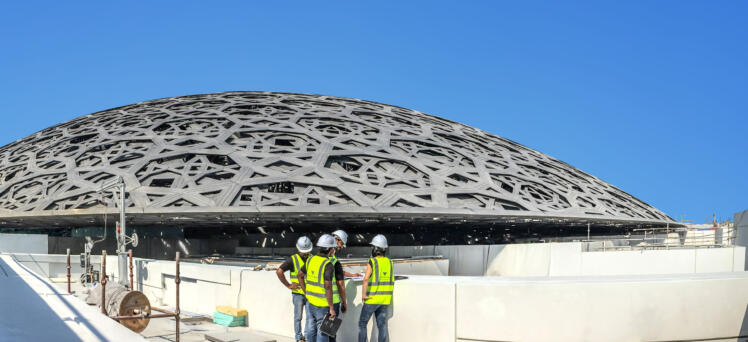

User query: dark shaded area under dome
[0,217,669,247]
[1,210,680,251]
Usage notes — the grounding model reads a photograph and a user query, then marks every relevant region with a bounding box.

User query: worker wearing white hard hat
[276,236,314,342]
[331,229,362,278]
[298,234,348,342]
[358,234,393,342]
[332,229,348,247]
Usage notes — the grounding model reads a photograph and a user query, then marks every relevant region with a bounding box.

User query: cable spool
[116,291,151,332]
[89,283,152,332]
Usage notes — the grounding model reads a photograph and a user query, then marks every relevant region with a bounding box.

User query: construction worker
[276,236,314,342]
[331,229,362,278]
[298,234,347,342]
[358,234,393,342]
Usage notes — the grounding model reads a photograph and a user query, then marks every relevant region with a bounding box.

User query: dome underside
[0,92,672,227]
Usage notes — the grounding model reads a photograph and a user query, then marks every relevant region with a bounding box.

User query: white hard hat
[296,236,313,253]
[331,229,348,246]
[316,234,337,248]
[370,234,388,249]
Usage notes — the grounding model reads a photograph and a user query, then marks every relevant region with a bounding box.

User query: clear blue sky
[1,2,745,223]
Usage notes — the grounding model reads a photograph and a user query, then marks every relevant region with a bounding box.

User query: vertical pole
[66,248,71,294]
[175,252,181,342]
[117,179,128,287]
[119,181,126,254]
[129,249,134,291]
[101,250,107,316]
[587,223,590,241]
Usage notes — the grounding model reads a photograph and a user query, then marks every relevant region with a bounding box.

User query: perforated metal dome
[0,91,673,228]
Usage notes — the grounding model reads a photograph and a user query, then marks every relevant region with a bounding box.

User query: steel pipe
[66,248,71,294]
[175,251,181,342]
[128,249,133,291]
[112,313,175,321]
[101,250,107,315]
[151,307,177,315]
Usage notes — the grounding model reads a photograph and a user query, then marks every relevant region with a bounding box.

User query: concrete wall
[0,233,47,254]
[456,273,748,342]
[420,242,748,277]
[381,243,745,277]
[736,209,748,270]
[484,243,746,277]
[11,253,121,283]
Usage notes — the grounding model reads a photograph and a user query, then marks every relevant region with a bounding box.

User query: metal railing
[583,224,736,252]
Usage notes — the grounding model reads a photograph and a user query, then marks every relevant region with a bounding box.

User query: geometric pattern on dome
[0,91,671,223]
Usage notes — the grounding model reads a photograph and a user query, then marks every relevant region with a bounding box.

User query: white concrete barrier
[338,276,457,342]
[237,273,459,342]
[548,242,582,276]
[580,248,697,275]
[436,245,489,276]
[0,233,47,254]
[486,243,551,276]
[695,248,735,273]
[456,273,748,342]
[485,243,746,277]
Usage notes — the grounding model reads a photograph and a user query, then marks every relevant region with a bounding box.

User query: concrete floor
[140,315,294,342]
[50,276,294,342]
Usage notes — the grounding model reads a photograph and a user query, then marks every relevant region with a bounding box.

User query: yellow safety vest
[289,254,305,295]
[304,255,340,307]
[365,256,394,305]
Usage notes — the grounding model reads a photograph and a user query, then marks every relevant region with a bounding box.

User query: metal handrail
[582,224,736,252]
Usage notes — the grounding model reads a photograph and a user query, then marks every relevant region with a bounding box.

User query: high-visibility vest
[304,255,340,307]
[365,256,394,305]
[289,253,306,295]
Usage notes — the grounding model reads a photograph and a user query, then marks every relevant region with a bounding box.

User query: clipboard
[320,313,343,338]
[346,275,409,282]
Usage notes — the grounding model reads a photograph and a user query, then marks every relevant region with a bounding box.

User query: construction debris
[213,311,246,327]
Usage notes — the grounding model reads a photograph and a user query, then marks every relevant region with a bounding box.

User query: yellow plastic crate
[215,305,248,317]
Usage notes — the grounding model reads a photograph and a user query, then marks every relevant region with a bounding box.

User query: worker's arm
[343,270,362,278]
[297,271,306,294]
[337,278,347,313]
[324,280,336,319]
[361,263,373,301]
[333,261,347,313]
[275,268,298,290]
